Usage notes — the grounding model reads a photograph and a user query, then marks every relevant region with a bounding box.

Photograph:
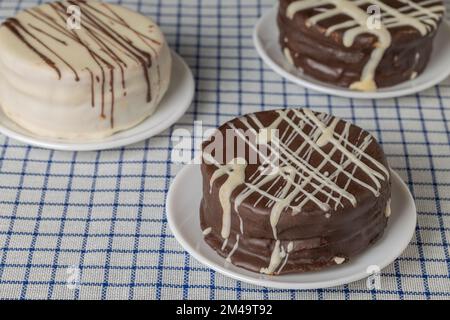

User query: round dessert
[200,108,391,275]
[0,0,171,139]
[278,0,446,91]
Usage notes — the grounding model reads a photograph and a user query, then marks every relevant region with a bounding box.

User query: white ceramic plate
[0,51,195,151]
[253,6,450,100]
[167,163,417,290]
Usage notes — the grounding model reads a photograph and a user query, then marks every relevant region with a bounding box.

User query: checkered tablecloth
[0,0,449,300]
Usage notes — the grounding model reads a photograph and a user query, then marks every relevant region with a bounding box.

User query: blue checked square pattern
[0,0,449,300]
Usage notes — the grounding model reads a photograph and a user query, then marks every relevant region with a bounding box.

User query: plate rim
[253,6,450,100]
[0,51,195,151]
[167,162,417,290]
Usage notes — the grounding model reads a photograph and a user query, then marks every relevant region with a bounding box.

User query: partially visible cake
[0,0,171,139]
[278,0,445,91]
[200,108,391,275]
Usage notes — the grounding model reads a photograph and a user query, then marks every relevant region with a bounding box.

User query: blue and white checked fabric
[0,0,449,300]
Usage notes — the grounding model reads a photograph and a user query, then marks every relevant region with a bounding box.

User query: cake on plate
[200,108,391,274]
[0,0,171,139]
[278,0,446,91]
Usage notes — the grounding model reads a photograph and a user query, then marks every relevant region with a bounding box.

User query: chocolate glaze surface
[278,0,445,91]
[200,109,391,274]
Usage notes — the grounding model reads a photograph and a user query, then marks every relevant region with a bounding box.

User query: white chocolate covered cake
[0,0,171,139]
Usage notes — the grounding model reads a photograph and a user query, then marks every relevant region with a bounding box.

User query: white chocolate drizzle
[206,156,247,240]
[334,256,346,264]
[286,0,445,91]
[204,109,390,274]
[385,199,392,217]
[284,47,295,65]
[221,238,228,251]
[260,240,285,274]
[276,241,294,274]
[202,227,212,236]
[261,241,294,275]
[226,235,240,263]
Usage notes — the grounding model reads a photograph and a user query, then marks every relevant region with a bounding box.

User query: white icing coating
[202,227,212,236]
[334,256,346,264]
[204,109,391,273]
[0,1,171,139]
[286,0,444,91]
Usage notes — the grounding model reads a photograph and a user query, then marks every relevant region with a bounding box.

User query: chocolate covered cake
[0,0,171,139]
[278,0,445,91]
[200,108,391,274]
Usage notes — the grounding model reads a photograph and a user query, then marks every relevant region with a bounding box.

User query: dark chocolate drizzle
[1,0,162,128]
[86,67,95,107]
[3,18,62,80]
